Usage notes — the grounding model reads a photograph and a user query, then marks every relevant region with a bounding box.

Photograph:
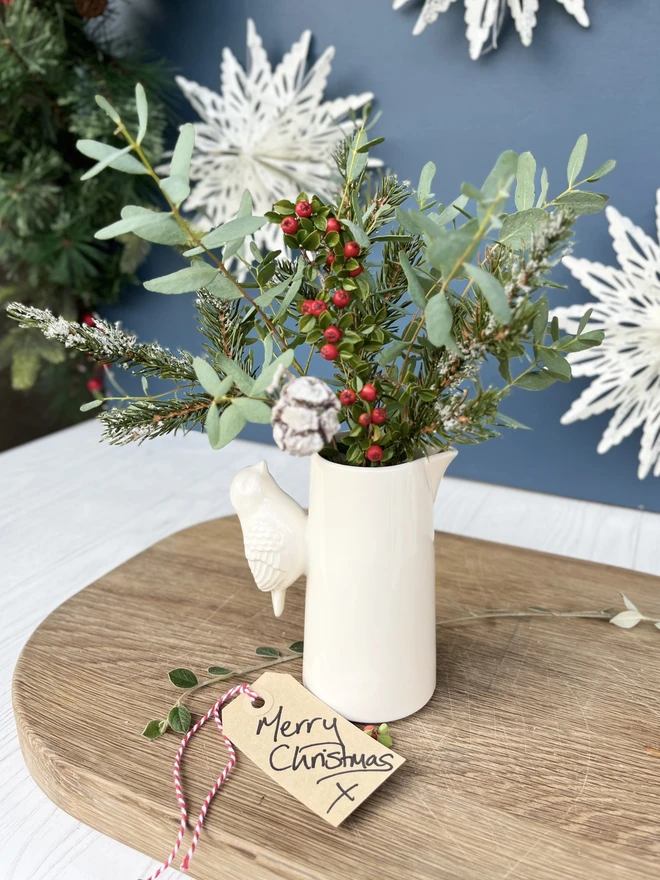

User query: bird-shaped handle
[230,461,308,617]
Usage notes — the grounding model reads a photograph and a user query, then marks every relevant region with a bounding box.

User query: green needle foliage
[8,85,614,466]
[0,0,170,405]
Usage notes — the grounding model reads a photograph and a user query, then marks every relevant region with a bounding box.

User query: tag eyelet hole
[251,697,265,709]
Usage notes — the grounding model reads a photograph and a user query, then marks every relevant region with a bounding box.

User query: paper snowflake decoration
[552,197,660,479]
[170,19,375,256]
[393,0,589,59]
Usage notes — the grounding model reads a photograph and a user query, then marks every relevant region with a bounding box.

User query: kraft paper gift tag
[222,672,405,827]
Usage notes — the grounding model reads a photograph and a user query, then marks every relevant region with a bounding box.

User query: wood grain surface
[12,516,660,880]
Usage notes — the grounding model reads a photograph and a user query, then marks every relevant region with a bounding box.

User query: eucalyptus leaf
[425,293,459,353]
[80,399,103,411]
[556,191,607,215]
[95,209,170,240]
[168,668,199,689]
[168,705,192,734]
[426,219,481,278]
[537,168,549,208]
[609,610,643,629]
[217,403,247,447]
[436,194,469,227]
[540,347,571,381]
[378,340,408,366]
[255,646,279,658]
[144,263,218,294]
[206,273,243,300]
[160,124,195,207]
[193,356,232,398]
[274,260,304,322]
[142,720,168,740]
[119,206,189,245]
[515,370,556,390]
[398,251,427,309]
[577,308,593,335]
[251,349,295,396]
[481,150,518,202]
[585,159,616,182]
[198,215,267,251]
[567,134,588,186]
[515,152,536,212]
[95,94,120,123]
[224,190,255,261]
[77,141,146,176]
[339,219,370,249]
[80,144,134,180]
[231,397,273,424]
[622,593,640,613]
[418,161,436,206]
[135,83,148,144]
[215,353,254,395]
[499,207,545,250]
[205,401,221,448]
[462,263,511,324]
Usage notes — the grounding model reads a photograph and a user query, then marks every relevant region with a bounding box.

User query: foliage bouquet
[8,85,614,467]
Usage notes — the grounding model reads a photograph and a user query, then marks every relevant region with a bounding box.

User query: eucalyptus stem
[118,123,304,372]
[173,651,302,710]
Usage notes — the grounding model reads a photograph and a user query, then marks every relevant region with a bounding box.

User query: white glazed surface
[302,449,457,722]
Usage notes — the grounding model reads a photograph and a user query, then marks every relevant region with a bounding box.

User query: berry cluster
[338,381,387,463]
[266,192,367,290]
[266,193,390,465]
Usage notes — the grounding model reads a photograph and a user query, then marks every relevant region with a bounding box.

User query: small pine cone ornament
[271,376,340,457]
[76,0,108,17]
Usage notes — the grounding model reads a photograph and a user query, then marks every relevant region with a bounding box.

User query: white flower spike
[551,195,660,480]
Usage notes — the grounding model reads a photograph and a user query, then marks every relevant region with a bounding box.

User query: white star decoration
[393,0,589,59]
[169,19,375,256]
[552,198,660,479]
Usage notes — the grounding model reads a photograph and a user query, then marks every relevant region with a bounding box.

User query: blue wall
[108,0,660,511]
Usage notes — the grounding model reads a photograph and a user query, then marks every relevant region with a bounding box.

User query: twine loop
[142,683,259,879]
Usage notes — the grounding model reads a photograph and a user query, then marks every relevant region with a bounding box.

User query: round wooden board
[13,516,660,880]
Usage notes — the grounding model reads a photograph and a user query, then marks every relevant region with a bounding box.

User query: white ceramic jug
[231,448,456,722]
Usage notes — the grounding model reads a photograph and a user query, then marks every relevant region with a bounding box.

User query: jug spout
[424,448,458,498]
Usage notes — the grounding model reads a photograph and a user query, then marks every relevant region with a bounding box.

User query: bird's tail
[271,588,286,617]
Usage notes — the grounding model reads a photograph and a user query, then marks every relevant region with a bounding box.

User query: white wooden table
[2,421,659,880]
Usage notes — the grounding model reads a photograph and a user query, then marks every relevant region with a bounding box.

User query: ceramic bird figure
[230,460,308,617]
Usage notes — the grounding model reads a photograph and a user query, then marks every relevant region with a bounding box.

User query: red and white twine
[142,683,259,880]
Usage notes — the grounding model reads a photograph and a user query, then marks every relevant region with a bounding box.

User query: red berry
[82,314,95,326]
[323,325,343,344]
[358,413,372,427]
[344,241,361,259]
[332,289,351,309]
[301,300,314,315]
[326,217,341,233]
[349,265,363,277]
[366,445,383,463]
[371,407,387,425]
[363,725,377,738]
[86,378,103,393]
[295,200,313,218]
[280,216,299,235]
[320,343,339,361]
[359,383,377,402]
[310,300,328,317]
[326,252,336,266]
[339,389,357,406]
